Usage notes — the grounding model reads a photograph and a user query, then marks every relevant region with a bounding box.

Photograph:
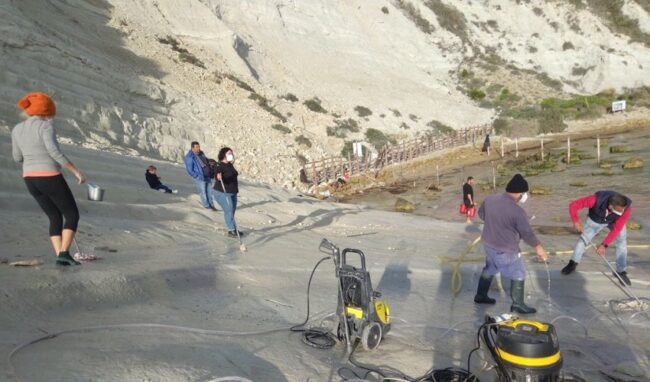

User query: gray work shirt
[478,193,540,253]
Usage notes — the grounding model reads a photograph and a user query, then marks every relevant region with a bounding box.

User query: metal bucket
[87,184,104,202]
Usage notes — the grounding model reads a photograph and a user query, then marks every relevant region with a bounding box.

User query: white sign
[611,100,626,113]
[352,142,364,157]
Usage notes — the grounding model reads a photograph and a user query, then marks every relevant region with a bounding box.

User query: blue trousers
[193,178,213,208]
[213,190,237,231]
[481,244,526,281]
[571,217,628,272]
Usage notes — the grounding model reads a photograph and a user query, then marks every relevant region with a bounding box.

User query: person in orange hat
[12,92,86,266]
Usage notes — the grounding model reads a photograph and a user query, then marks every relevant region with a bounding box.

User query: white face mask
[518,192,529,204]
[226,153,234,163]
[610,207,623,216]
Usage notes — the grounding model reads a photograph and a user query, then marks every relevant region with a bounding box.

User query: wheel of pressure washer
[361,322,382,351]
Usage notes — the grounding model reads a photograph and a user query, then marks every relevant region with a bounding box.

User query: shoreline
[331,108,650,199]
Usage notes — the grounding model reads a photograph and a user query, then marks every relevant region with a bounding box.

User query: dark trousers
[24,174,79,236]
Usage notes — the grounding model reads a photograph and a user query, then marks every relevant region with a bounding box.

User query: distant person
[212,147,242,238]
[481,134,490,153]
[474,174,549,314]
[11,92,85,266]
[145,165,177,194]
[184,141,216,210]
[561,191,632,286]
[462,176,475,224]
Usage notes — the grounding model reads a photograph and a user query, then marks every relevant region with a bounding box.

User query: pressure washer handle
[341,248,366,270]
[319,238,340,266]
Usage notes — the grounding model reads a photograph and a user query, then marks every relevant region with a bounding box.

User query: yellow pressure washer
[319,239,391,352]
[483,314,562,382]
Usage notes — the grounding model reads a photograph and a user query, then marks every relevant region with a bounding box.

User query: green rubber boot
[510,280,536,314]
[474,274,496,304]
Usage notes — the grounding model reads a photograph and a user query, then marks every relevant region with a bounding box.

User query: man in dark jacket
[184,141,216,210]
[474,174,549,314]
[145,166,177,194]
[561,191,632,285]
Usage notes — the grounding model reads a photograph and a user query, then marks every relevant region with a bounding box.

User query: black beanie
[506,174,528,193]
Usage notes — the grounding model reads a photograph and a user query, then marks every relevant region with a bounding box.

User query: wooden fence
[303,124,492,184]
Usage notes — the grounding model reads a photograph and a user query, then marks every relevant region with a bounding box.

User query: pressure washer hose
[450,236,482,295]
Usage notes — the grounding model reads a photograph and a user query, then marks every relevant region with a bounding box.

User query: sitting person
[145,165,177,194]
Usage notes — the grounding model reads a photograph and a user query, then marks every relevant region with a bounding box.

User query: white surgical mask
[519,192,529,204]
[226,153,234,163]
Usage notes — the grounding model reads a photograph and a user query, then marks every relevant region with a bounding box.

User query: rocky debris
[394,197,416,213]
[530,186,552,195]
[610,145,632,153]
[598,161,614,169]
[569,182,587,187]
[622,157,643,169]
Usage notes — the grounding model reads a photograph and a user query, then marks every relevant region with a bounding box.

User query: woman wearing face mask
[473,174,549,314]
[212,147,242,238]
[11,92,86,266]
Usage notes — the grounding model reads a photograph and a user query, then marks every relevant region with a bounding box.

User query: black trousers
[24,174,79,236]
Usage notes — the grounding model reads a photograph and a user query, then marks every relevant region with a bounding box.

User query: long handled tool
[584,238,641,305]
[219,178,247,253]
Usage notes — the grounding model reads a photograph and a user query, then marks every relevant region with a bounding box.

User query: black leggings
[24,175,80,236]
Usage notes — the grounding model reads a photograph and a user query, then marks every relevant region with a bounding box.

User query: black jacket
[145,171,162,188]
[213,162,239,194]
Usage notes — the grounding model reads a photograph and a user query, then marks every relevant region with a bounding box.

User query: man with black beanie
[474,174,549,314]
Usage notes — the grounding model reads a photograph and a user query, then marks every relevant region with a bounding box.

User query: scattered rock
[609,145,631,153]
[591,170,614,176]
[622,157,643,169]
[569,182,587,187]
[394,197,416,213]
[598,161,613,169]
[626,221,642,230]
[10,260,44,267]
[530,186,552,195]
[426,184,441,191]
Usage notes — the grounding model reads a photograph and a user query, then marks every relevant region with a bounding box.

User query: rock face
[394,198,416,213]
[2,0,650,185]
[622,157,644,169]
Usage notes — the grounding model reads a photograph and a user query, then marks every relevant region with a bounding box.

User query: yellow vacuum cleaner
[484,314,562,382]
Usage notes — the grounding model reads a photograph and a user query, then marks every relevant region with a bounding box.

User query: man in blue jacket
[184,141,216,210]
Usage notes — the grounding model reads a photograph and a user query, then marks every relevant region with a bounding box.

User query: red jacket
[569,194,631,246]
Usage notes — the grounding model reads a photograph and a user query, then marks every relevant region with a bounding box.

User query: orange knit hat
[17,92,56,117]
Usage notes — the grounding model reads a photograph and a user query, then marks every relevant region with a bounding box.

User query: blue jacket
[184,150,210,180]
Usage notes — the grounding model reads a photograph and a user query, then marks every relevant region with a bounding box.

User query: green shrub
[327,118,360,138]
[400,122,411,129]
[409,114,419,122]
[295,135,312,148]
[295,152,308,165]
[493,118,509,135]
[468,88,486,100]
[249,93,287,122]
[224,73,254,92]
[532,7,543,16]
[354,105,372,117]
[366,128,393,150]
[423,0,468,42]
[562,41,575,50]
[538,109,567,134]
[271,124,291,134]
[158,36,205,68]
[460,68,470,78]
[390,108,402,117]
[426,120,454,135]
[395,0,435,34]
[381,6,389,14]
[304,97,327,113]
[282,93,299,102]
